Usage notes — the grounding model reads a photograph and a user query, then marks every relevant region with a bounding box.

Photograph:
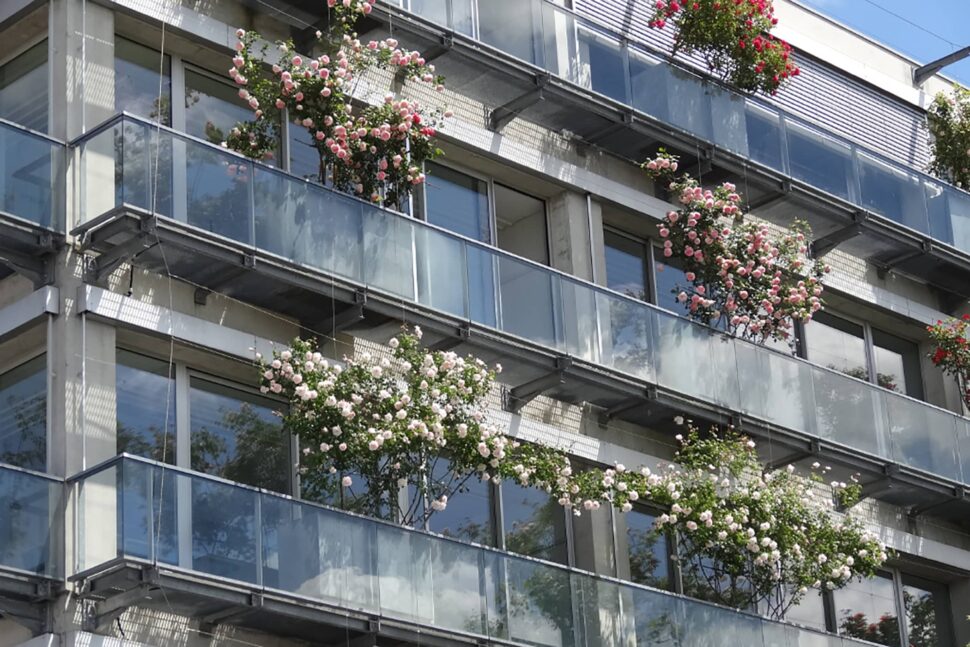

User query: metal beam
[747,179,792,211]
[395,33,452,85]
[0,248,52,287]
[84,229,158,284]
[764,438,820,472]
[913,46,970,86]
[506,356,571,413]
[838,464,900,511]
[908,486,966,519]
[600,393,648,422]
[429,324,470,352]
[318,289,367,335]
[810,212,868,258]
[489,73,550,132]
[199,593,264,633]
[873,242,931,279]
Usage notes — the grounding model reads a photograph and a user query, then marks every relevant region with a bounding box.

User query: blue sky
[796,0,970,87]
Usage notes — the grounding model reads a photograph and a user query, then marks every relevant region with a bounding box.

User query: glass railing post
[254,492,263,588]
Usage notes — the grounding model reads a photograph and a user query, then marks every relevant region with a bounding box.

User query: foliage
[260,329,887,619]
[227,0,450,210]
[648,0,799,95]
[927,314,970,410]
[927,86,970,190]
[643,150,828,348]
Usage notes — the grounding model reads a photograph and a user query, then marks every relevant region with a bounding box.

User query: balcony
[0,463,63,633]
[330,0,970,302]
[72,114,970,520]
[0,119,65,286]
[73,455,880,646]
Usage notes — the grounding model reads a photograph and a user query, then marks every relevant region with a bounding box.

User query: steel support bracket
[810,212,868,258]
[913,46,970,86]
[764,438,820,472]
[873,240,932,279]
[489,73,550,132]
[318,288,367,335]
[840,464,900,510]
[505,356,571,413]
[429,323,471,352]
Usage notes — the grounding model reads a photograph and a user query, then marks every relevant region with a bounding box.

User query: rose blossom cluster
[643,150,828,347]
[227,0,450,210]
[927,314,970,410]
[649,0,798,95]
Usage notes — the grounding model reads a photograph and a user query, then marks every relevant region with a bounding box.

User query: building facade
[0,0,969,645]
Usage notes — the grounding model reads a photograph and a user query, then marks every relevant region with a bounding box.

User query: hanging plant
[259,329,886,619]
[927,315,970,410]
[227,0,450,210]
[643,150,827,347]
[648,0,799,95]
[927,86,970,190]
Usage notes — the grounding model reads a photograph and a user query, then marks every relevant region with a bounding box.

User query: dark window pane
[190,376,289,493]
[623,508,668,589]
[424,162,490,243]
[902,574,951,647]
[652,251,690,314]
[0,355,46,471]
[872,329,923,398]
[804,312,868,381]
[0,41,48,132]
[116,350,176,463]
[115,36,171,124]
[425,457,494,545]
[604,231,647,300]
[495,183,547,265]
[502,480,567,564]
[184,68,254,146]
[579,30,628,104]
[478,0,539,65]
[834,572,901,647]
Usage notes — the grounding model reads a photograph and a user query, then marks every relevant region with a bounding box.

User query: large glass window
[116,350,176,462]
[115,37,171,124]
[0,355,46,471]
[184,68,254,146]
[604,230,648,301]
[0,41,48,132]
[872,329,923,399]
[189,376,289,493]
[618,507,669,589]
[425,457,494,545]
[424,162,491,243]
[834,572,901,646]
[501,479,568,564]
[495,183,548,265]
[901,574,951,647]
[804,312,869,381]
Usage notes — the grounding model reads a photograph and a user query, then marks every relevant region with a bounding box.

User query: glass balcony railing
[0,118,65,232]
[399,0,970,256]
[0,463,62,579]
[75,114,970,488]
[75,455,875,646]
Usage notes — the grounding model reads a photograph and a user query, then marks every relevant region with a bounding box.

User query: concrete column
[547,190,595,281]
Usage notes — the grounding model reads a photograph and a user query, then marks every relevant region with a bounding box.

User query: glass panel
[189,376,289,493]
[0,467,57,576]
[629,586,685,645]
[812,366,891,459]
[416,226,467,318]
[746,103,785,172]
[119,460,178,565]
[426,457,494,545]
[0,355,46,471]
[266,497,378,609]
[497,253,560,348]
[184,68,253,146]
[495,183,548,265]
[183,139,253,243]
[559,277,601,363]
[629,51,711,140]
[377,523,434,622]
[424,162,491,243]
[478,0,540,65]
[901,574,951,647]
[785,590,828,633]
[652,252,691,315]
[287,123,320,182]
[120,119,174,218]
[653,310,740,409]
[502,480,568,564]
[497,553,575,646]
[679,602,764,647]
[596,291,653,380]
[410,0,474,35]
[786,122,854,201]
[577,29,629,104]
[539,1,578,82]
[925,181,951,247]
[834,572,901,647]
[711,85,748,156]
[576,575,633,646]
[465,243,498,328]
[857,152,928,234]
[427,535,487,632]
[116,350,176,462]
[190,475,258,584]
[871,328,923,398]
[947,187,970,254]
[362,205,415,298]
[618,508,669,589]
[0,41,48,132]
[736,343,817,436]
[115,37,171,124]
[604,231,648,300]
[0,122,61,229]
[803,312,868,382]
[629,51,671,124]
[886,394,960,481]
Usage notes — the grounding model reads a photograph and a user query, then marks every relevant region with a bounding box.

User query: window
[0,355,46,471]
[901,574,952,647]
[116,350,176,463]
[804,312,923,398]
[501,479,568,564]
[409,0,474,36]
[652,248,692,314]
[115,37,171,124]
[604,230,648,301]
[0,40,47,132]
[834,572,901,646]
[616,507,669,589]
[115,348,290,494]
[425,456,495,545]
[184,68,254,146]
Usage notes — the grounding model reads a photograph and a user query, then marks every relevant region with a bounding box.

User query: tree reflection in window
[623,508,669,589]
[502,480,568,564]
[0,355,46,471]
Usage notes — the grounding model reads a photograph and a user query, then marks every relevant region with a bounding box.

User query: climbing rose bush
[259,330,886,618]
[229,0,449,209]
[927,315,970,410]
[927,86,970,190]
[643,150,827,347]
[649,0,799,95]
